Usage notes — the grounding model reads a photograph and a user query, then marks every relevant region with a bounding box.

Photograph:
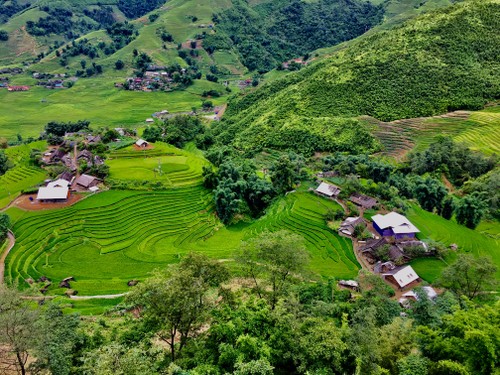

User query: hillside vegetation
[216,0,500,154]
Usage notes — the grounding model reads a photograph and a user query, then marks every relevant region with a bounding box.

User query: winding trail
[0,230,15,284]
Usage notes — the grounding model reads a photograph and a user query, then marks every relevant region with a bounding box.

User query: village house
[382,265,420,290]
[371,212,419,239]
[339,217,365,236]
[349,193,378,210]
[36,179,70,202]
[145,118,155,124]
[135,139,149,148]
[59,171,75,183]
[359,238,408,264]
[75,174,100,189]
[315,182,341,199]
[77,150,94,166]
[8,85,30,91]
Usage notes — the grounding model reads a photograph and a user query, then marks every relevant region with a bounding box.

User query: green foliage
[269,155,297,194]
[455,192,488,229]
[0,30,7,41]
[414,177,447,213]
[437,254,497,300]
[117,0,165,19]
[221,0,500,153]
[0,149,8,175]
[440,196,455,220]
[212,0,383,72]
[0,212,10,241]
[143,116,204,148]
[44,120,90,137]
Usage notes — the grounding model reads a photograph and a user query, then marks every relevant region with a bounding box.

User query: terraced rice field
[107,142,207,187]
[367,106,500,158]
[5,190,359,295]
[0,141,47,208]
[407,205,500,282]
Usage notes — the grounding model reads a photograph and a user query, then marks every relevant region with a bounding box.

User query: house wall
[395,233,416,240]
[373,222,393,237]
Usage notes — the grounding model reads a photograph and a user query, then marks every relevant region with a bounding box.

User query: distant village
[117,64,197,92]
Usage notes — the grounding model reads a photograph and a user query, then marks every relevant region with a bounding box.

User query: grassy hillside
[216,0,499,154]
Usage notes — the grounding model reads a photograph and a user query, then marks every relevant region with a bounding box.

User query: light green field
[407,205,500,282]
[5,189,359,295]
[0,141,47,208]
[107,142,208,187]
[0,77,227,139]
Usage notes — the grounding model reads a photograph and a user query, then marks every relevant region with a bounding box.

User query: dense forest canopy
[216,0,500,154]
[209,0,384,73]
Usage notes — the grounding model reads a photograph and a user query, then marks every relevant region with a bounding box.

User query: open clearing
[5,189,359,295]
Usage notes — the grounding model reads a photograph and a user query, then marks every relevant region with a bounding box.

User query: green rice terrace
[107,142,207,187]
[5,189,358,295]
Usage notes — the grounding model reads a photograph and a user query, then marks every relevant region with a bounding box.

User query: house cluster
[360,237,428,265]
[123,68,189,92]
[36,172,100,202]
[32,72,66,79]
[36,79,65,89]
[44,143,104,172]
[6,85,30,91]
[0,67,23,75]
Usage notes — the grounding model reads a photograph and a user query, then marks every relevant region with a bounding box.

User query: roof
[315,182,341,197]
[349,193,377,208]
[37,186,68,200]
[360,238,389,253]
[339,217,364,235]
[145,118,154,122]
[402,286,437,300]
[338,280,359,288]
[89,186,99,192]
[136,139,148,146]
[47,179,69,188]
[75,174,98,188]
[383,265,419,288]
[372,212,419,234]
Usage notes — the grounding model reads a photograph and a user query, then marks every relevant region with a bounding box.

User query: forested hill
[215,0,500,155]
[207,0,384,73]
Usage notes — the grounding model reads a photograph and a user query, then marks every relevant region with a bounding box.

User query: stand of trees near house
[0,246,497,375]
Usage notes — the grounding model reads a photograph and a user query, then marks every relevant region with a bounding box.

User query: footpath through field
[0,230,15,284]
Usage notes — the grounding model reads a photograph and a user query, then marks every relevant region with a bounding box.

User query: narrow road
[69,293,127,300]
[0,230,15,284]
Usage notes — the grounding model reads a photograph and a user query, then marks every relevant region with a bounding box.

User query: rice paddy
[5,189,359,296]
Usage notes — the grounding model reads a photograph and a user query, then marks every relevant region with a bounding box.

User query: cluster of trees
[1,244,497,375]
[203,161,275,223]
[210,0,383,72]
[0,212,9,241]
[83,5,115,27]
[105,21,136,50]
[26,7,93,40]
[44,120,91,139]
[0,149,8,175]
[117,0,165,19]
[0,29,7,41]
[0,0,30,24]
[142,116,205,149]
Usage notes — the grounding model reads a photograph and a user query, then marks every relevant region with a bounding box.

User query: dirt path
[0,231,15,284]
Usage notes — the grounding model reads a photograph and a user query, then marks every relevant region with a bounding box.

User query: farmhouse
[402,286,437,301]
[349,193,378,209]
[136,139,149,148]
[75,174,99,189]
[145,118,154,124]
[339,217,365,236]
[382,265,420,289]
[371,212,419,239]
[360,238,407,264]
[315,182,341,198]
[36,184,69,202]
[8,85,29,91]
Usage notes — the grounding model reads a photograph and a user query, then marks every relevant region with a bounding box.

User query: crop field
[0,141,47,209]
[107,142,207,187]
[5,190,359,296]
[406,205,500,282]
[369,106,500,158]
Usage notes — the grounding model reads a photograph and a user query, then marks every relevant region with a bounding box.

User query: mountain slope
[214,0,500,154]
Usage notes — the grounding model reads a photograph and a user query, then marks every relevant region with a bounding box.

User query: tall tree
[455,192,487,229]
[127,253,229,361]
[0,285,39,375]
[438,254,497,300]
[0,212,10,241]
[414,177,447,212]
[237,230,309,309]
[270,155,297,194]
[440,195,455,220]
[0,150,8,175]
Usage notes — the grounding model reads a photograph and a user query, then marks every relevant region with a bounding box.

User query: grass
[0,141,47,208]
[5,189,359,296]
[107,142,207,187]
[406,205,500,282]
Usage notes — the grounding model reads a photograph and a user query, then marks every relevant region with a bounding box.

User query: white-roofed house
[315,182,341,198]
[135,139,149,148]
[382,265,420,289]
[371,212,420,239]
[339,217,365,236]
[36,185,69,202]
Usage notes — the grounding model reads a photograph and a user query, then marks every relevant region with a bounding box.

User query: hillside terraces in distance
[216,0,500,155]
[367,106,500,159]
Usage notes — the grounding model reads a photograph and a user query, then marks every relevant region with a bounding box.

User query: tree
[0,285,39,375]
[31,304,82,375]
[0,149,8,175]
[397,355,429,375]
[237,230,309,309]
[127,253,229,361]
[269,155,296,194]
[0,30,8,41]
[455,193,487,229]
[440,195,455,219]
[0,212,10,241]
[115,59,124,70]
[414,177,447,212]
[438,254,497,300]
[80,59,86,69]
